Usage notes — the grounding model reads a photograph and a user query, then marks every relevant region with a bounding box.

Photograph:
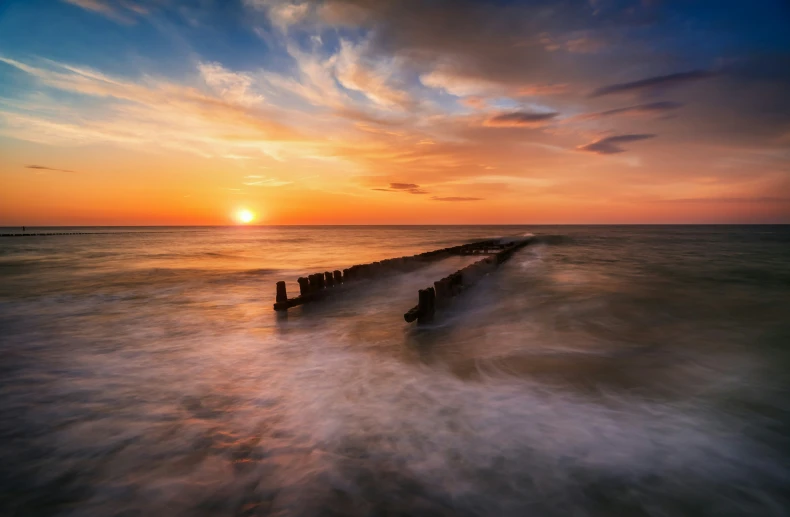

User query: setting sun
[235,209,255,224]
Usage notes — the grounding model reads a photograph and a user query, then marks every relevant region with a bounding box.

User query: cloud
[517,84,570,96]
[590,70,716,97]
[389,183,420,190]
[243,176,292,186]
[431,196,484,201]
[578,134,656,154]
[25,164,76,173]
[420,68,507,97]
[333,40,413,109]
[659,196,790,204]
[540,33,608,54]
[484,111,559,127]
[420,67,567,100]
[373,182,429,194]
[460,96,488,109]
[581,101,683,119]
[198,62,264,107]
[61,0,151,23]
[0,56,304,156]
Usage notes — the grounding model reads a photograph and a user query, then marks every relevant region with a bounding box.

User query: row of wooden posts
[1,232,100,237]
[273,238,531,321]
[0,231,183,237]
[403,239,532,324]
[273,239,500,311]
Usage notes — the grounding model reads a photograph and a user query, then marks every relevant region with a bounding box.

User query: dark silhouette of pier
[273,237,533,323]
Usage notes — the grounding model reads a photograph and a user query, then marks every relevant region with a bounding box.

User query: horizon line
[2,223,788,227]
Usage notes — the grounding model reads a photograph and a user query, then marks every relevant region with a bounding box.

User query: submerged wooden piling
[404,287,436,323]
[272,237,528,314]
[298,277,310,296]
[403,238,532,324]
[274,281,289,311]
[276,281,287,303]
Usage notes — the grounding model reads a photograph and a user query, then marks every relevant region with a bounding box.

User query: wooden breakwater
[273,239,508,311]
[273,238,531,317]
[1,232,100,237]
[0,231,186,237]
[403,238,533,324]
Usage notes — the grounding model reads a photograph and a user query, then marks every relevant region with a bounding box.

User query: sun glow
[235,209,255,224]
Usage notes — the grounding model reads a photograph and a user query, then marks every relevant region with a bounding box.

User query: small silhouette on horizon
[22,226,25,232]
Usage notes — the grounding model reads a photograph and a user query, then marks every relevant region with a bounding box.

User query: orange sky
[1,0,788,225]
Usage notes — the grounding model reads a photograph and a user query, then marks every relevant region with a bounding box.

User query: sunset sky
[1,0,789,225]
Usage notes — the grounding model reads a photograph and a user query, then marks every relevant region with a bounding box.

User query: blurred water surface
[1,225,789,516]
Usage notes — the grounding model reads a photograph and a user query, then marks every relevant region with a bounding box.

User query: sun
[235,209,255,224]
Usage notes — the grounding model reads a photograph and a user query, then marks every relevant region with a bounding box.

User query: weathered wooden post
[417,287,436,324]
[333,270,342,284]
[274,281,288,311]
[276,281,287,303]
[434,278,449,306]
[309,273,322,292]
[324,271,334,287]
[298,277,310,296]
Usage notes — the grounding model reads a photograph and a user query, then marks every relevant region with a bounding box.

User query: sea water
[1,225,789,516]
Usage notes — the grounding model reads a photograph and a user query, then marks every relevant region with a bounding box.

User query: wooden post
[309,274,322,292]
[276,281,287,304]
[274,281,289,311]
[333,270,342,284]
[298,277,310,296]
[324,271,334,287]
[434,278,449,306]
[417,287,436,324]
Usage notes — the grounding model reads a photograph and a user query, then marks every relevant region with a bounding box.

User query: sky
[0,0,789,225]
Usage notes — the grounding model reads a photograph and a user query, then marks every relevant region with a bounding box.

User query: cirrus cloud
[590,70,716,98]
[577,134,656,154]
[484,111,559,128]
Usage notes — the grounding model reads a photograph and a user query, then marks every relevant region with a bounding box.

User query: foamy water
[1,226,789,516]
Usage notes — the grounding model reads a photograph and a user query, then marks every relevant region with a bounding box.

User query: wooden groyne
[404,238,533,324]
[273,239,507,311]
[273,238,532,315]
[0,231,185,237]
[1,232,99,237]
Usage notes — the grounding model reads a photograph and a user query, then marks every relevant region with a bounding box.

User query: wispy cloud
[517,84,570,96]
[590,70,715,97]
[62,0,151,23]
[484,111,559,127]
[540,32,608,54]
[0,56,304,156]
[25,164,77,173]
[578,134,656,154]
[373,182,429,194]
[243,176,292,187]
[659,196,790,204]
[199,62,264,107]
[580,101,683,119]
[334,40,413,109]
[431,196,484,202]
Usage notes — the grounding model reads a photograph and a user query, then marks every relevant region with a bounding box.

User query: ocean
[1,225,789,516]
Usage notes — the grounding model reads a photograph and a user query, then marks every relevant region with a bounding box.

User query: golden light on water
[235,209,255,224]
